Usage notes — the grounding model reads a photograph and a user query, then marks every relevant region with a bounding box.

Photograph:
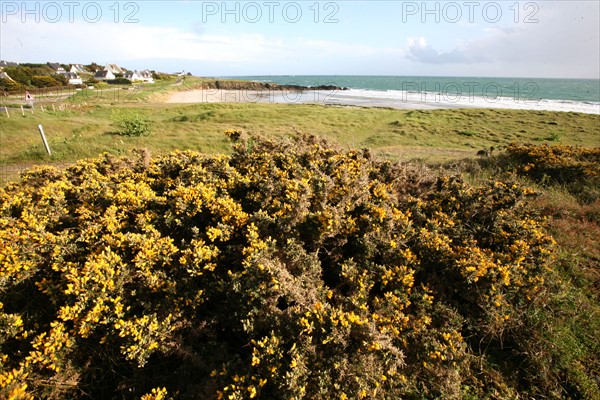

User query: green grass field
[1,97,598,173]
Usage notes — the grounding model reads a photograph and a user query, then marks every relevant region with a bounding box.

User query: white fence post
[38,125,52,156]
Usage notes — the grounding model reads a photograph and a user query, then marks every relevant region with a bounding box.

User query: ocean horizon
[223,75,600,114]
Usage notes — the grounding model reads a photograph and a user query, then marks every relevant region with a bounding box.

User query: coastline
[166,88,600,114]
[166,89,475,110]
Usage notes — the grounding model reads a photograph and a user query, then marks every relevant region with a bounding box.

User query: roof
[47,62,65,71]
[0,72,14,81]
[0,60,18,67]
[94,70,112,78]
[70,64,86,72]
[105,64,124,73]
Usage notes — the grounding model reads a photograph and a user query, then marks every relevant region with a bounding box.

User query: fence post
[38,125,52,156]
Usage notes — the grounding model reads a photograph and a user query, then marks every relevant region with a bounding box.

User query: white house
[63,72,83,85]
[104,64,124,75]
[94,70,115,81]
[123,70,141,82]
[138,70,154,83]
[47,62,65,73]
[70,64,86,73]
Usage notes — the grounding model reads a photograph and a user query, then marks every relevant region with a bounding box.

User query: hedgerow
[1,133,556,399]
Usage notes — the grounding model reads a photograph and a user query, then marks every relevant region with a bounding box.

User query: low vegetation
[1,100,598,178]
[111,111,153,137]
[1,132,598,399]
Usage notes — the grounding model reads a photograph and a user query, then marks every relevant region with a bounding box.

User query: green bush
[0,133,558,399]
[30,75,62,88]
[107,78,132,85]
[0,78,24,93]
[112,111,152,137]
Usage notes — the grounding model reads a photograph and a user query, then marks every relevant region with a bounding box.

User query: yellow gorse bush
[502,143,600,202]
[1,133,555,398]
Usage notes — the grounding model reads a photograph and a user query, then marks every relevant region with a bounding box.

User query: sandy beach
[166,88,600,114]
[165,88,462,110]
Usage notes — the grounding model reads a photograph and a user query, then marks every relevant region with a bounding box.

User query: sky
[1,0,599,78]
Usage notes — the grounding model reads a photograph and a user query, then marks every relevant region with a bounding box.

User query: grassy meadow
[1,92,598,177]
[1,81,599,398]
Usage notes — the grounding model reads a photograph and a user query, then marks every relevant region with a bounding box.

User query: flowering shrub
[0,133,555,399]
[501,143,600,202]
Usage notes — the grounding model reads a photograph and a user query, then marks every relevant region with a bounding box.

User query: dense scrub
[492,143,600,203]
[0,134,574,399]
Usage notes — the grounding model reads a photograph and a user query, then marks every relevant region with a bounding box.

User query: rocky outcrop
[201,80,347,91]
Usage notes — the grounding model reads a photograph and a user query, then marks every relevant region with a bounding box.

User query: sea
[225,75,600,115]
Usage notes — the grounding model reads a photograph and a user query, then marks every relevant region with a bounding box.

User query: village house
[104,64,124,75]
[123,69,155,83]
[123,70,141,82]
[62,72,83,85]
[94,70,115,81]
[138,70,155,83]
[0,60,18,67]
[47,62,66,73]
[70,64,87,73]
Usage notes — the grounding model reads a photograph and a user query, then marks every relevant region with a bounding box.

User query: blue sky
[1,1,599,78]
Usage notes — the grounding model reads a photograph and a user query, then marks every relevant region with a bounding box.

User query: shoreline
[166,88,600,114]
[166,89,476,111]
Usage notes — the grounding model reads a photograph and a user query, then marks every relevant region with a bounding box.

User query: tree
[31,75,62,88]
[86,62,102,72]
[0,78,24,93]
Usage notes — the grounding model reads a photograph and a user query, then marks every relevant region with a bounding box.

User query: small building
[70,64,87,73]
[94,70,115,81]
[47,62,65,73]
[62,72,83,85]
[138,70,155,83]
[0,60,18,67]
[104,64,124,75]
[123,70,141,82]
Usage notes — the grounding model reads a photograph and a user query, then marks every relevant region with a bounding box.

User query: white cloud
[1,18,287,65]
[0,15,404,74]
[403,2,600,78]
[406,36,475,64]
